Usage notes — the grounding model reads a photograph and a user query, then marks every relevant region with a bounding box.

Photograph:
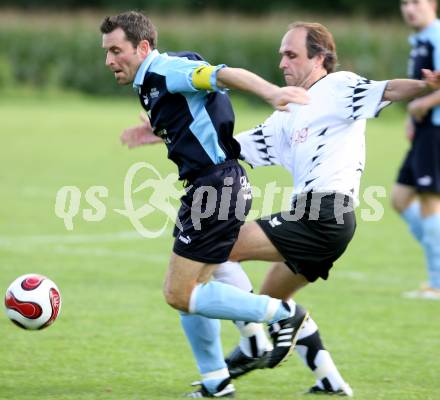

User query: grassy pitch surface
[0,92,438,399]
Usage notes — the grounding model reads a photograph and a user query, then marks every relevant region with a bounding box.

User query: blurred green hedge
[0,19,412,95]
[0,0,400,17]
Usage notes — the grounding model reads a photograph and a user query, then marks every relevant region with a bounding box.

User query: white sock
[235,321,273,357]
[312,351,347,391]
[213,261,253,291]
[296,316,349,392]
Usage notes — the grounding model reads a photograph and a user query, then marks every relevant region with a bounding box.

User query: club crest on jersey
[150,87,160,98]
[292,127,309,144]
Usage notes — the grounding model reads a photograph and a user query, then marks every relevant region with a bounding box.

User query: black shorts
[173,160,252,264]
[397,124,440,193]
[257,192,356,282]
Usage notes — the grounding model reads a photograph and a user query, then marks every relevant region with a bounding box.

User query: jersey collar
[409,19,440,45]
[133,49,160,89]
[308,73,328,90]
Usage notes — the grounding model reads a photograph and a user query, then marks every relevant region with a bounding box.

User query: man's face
[401,0,437,31]
[102,27,146,85]
[279,28,320,89]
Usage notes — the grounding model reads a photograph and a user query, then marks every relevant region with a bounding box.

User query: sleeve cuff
[210,64,228,93]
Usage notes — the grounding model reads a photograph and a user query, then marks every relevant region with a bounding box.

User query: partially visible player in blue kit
[392,0,440,299]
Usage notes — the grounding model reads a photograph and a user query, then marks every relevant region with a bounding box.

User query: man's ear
[314,53,325,69]
[137,40,151,58]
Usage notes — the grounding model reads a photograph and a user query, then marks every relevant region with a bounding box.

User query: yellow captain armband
[192,65,216,90]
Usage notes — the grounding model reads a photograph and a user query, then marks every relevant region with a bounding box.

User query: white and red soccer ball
[4,274,61,330]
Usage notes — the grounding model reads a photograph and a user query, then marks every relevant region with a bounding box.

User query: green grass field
[1,91,439,400]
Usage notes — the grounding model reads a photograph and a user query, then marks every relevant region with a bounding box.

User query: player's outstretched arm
[383,70,440,121]
[120,113,163,148]
[216,67,309,111]
[383,79,431,102]
[383,70,440,102]
[407,69,440,121]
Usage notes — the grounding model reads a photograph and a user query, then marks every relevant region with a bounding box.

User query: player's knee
[391,185,417,213]
[163,288,188,311]
[390,189,409,213]
[163,284,190,312]
[390,193,404,213]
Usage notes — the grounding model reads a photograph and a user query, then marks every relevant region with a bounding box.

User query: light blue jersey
[408,19,440,126]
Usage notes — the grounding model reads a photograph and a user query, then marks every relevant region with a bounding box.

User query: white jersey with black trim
[236,71,390,206]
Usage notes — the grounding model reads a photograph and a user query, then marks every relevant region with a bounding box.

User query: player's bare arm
[383,79,431,102]
[216,67,309,111]
[387,70,440,121]
[383,69,440,103]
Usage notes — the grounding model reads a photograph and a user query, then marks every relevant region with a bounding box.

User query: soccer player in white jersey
[213,21,440,396]
[121,20,440,397]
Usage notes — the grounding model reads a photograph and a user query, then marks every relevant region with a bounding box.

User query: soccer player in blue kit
[392,0,440,299]
[101,11,310,397]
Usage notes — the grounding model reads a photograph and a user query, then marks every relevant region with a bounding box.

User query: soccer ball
[4,274,61,330]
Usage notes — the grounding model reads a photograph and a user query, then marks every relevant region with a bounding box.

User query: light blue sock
[189,281,290,323]
[179,312,228,394]
[421,213,440,288]
[401,202,423,243]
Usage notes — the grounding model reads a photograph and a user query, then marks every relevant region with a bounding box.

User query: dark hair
[288,22,337,73]
[100,11,157,49]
